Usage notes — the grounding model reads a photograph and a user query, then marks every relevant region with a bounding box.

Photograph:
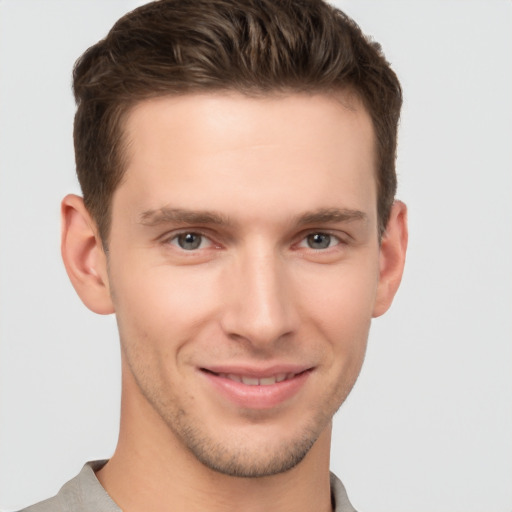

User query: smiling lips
[214,372,296,386]
[201,367,312,409]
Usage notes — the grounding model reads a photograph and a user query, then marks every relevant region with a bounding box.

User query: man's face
[106,92,381,476]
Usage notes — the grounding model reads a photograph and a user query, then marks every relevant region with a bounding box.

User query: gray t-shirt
[20,461,357,512]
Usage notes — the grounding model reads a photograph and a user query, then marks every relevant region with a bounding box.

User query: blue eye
[305,233,337,249]
[174,232,205,250]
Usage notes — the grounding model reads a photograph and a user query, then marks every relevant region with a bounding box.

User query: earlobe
[372,200,408,318]
[61,194,115,315]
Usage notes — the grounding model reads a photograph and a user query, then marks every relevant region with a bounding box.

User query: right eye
[168,232,212,251]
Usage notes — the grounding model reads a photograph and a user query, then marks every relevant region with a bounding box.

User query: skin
[61,92,407,512]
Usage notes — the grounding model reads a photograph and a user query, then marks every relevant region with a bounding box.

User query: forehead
[123,91,374,159]
[116,92,377,224]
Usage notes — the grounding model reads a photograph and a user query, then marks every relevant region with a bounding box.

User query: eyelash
[162,229,347,253]
[164,230,217,251]
[296,232,343,250]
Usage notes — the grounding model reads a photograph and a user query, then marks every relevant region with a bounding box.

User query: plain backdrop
[0,1,511,511]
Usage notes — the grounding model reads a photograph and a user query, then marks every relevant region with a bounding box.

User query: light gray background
[1,1,511,511]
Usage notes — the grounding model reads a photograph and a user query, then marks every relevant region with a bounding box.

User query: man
[22,0,407,510]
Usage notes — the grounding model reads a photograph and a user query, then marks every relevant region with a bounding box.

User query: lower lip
[200,370,311,410]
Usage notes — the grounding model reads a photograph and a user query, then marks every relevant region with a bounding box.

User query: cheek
[109,260,222,348]
[302,256,378,317]
[298,261,378,357]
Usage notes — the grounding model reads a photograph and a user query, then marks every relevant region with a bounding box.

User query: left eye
[300,232,339,250]
[170,232,211,251]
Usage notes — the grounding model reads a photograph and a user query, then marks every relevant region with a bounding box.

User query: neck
[96,370,333,512]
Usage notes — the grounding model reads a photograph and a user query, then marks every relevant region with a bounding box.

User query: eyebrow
[139,206,367,228]
[139,207,233,227]
[295,207,367,226]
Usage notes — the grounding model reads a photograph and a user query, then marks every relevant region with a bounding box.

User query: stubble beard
[120,332,363,479]
[169,409,323,478]
[136,377,347,479]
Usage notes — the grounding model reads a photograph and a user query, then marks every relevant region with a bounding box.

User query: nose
[219,245,298,350]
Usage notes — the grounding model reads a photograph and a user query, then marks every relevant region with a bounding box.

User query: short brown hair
[73,0,402,241]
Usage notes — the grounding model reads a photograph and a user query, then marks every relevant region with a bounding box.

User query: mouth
[201,369,304,386]
[199,367,312,409]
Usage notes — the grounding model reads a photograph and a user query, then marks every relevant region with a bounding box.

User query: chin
[179,427,319,478]
[161,403,335,478]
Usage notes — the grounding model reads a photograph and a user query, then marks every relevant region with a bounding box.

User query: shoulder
[18,493,61,512]
[17,461,119,512]
[330,472,357,512]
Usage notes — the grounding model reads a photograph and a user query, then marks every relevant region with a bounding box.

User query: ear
[372,200,408,318]
[61,194,115,315]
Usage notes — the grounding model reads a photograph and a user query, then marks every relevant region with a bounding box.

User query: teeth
[241,376,260,386]
[218,372,295,386]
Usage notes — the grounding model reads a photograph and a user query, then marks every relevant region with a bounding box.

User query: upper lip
[200,364,313,379]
